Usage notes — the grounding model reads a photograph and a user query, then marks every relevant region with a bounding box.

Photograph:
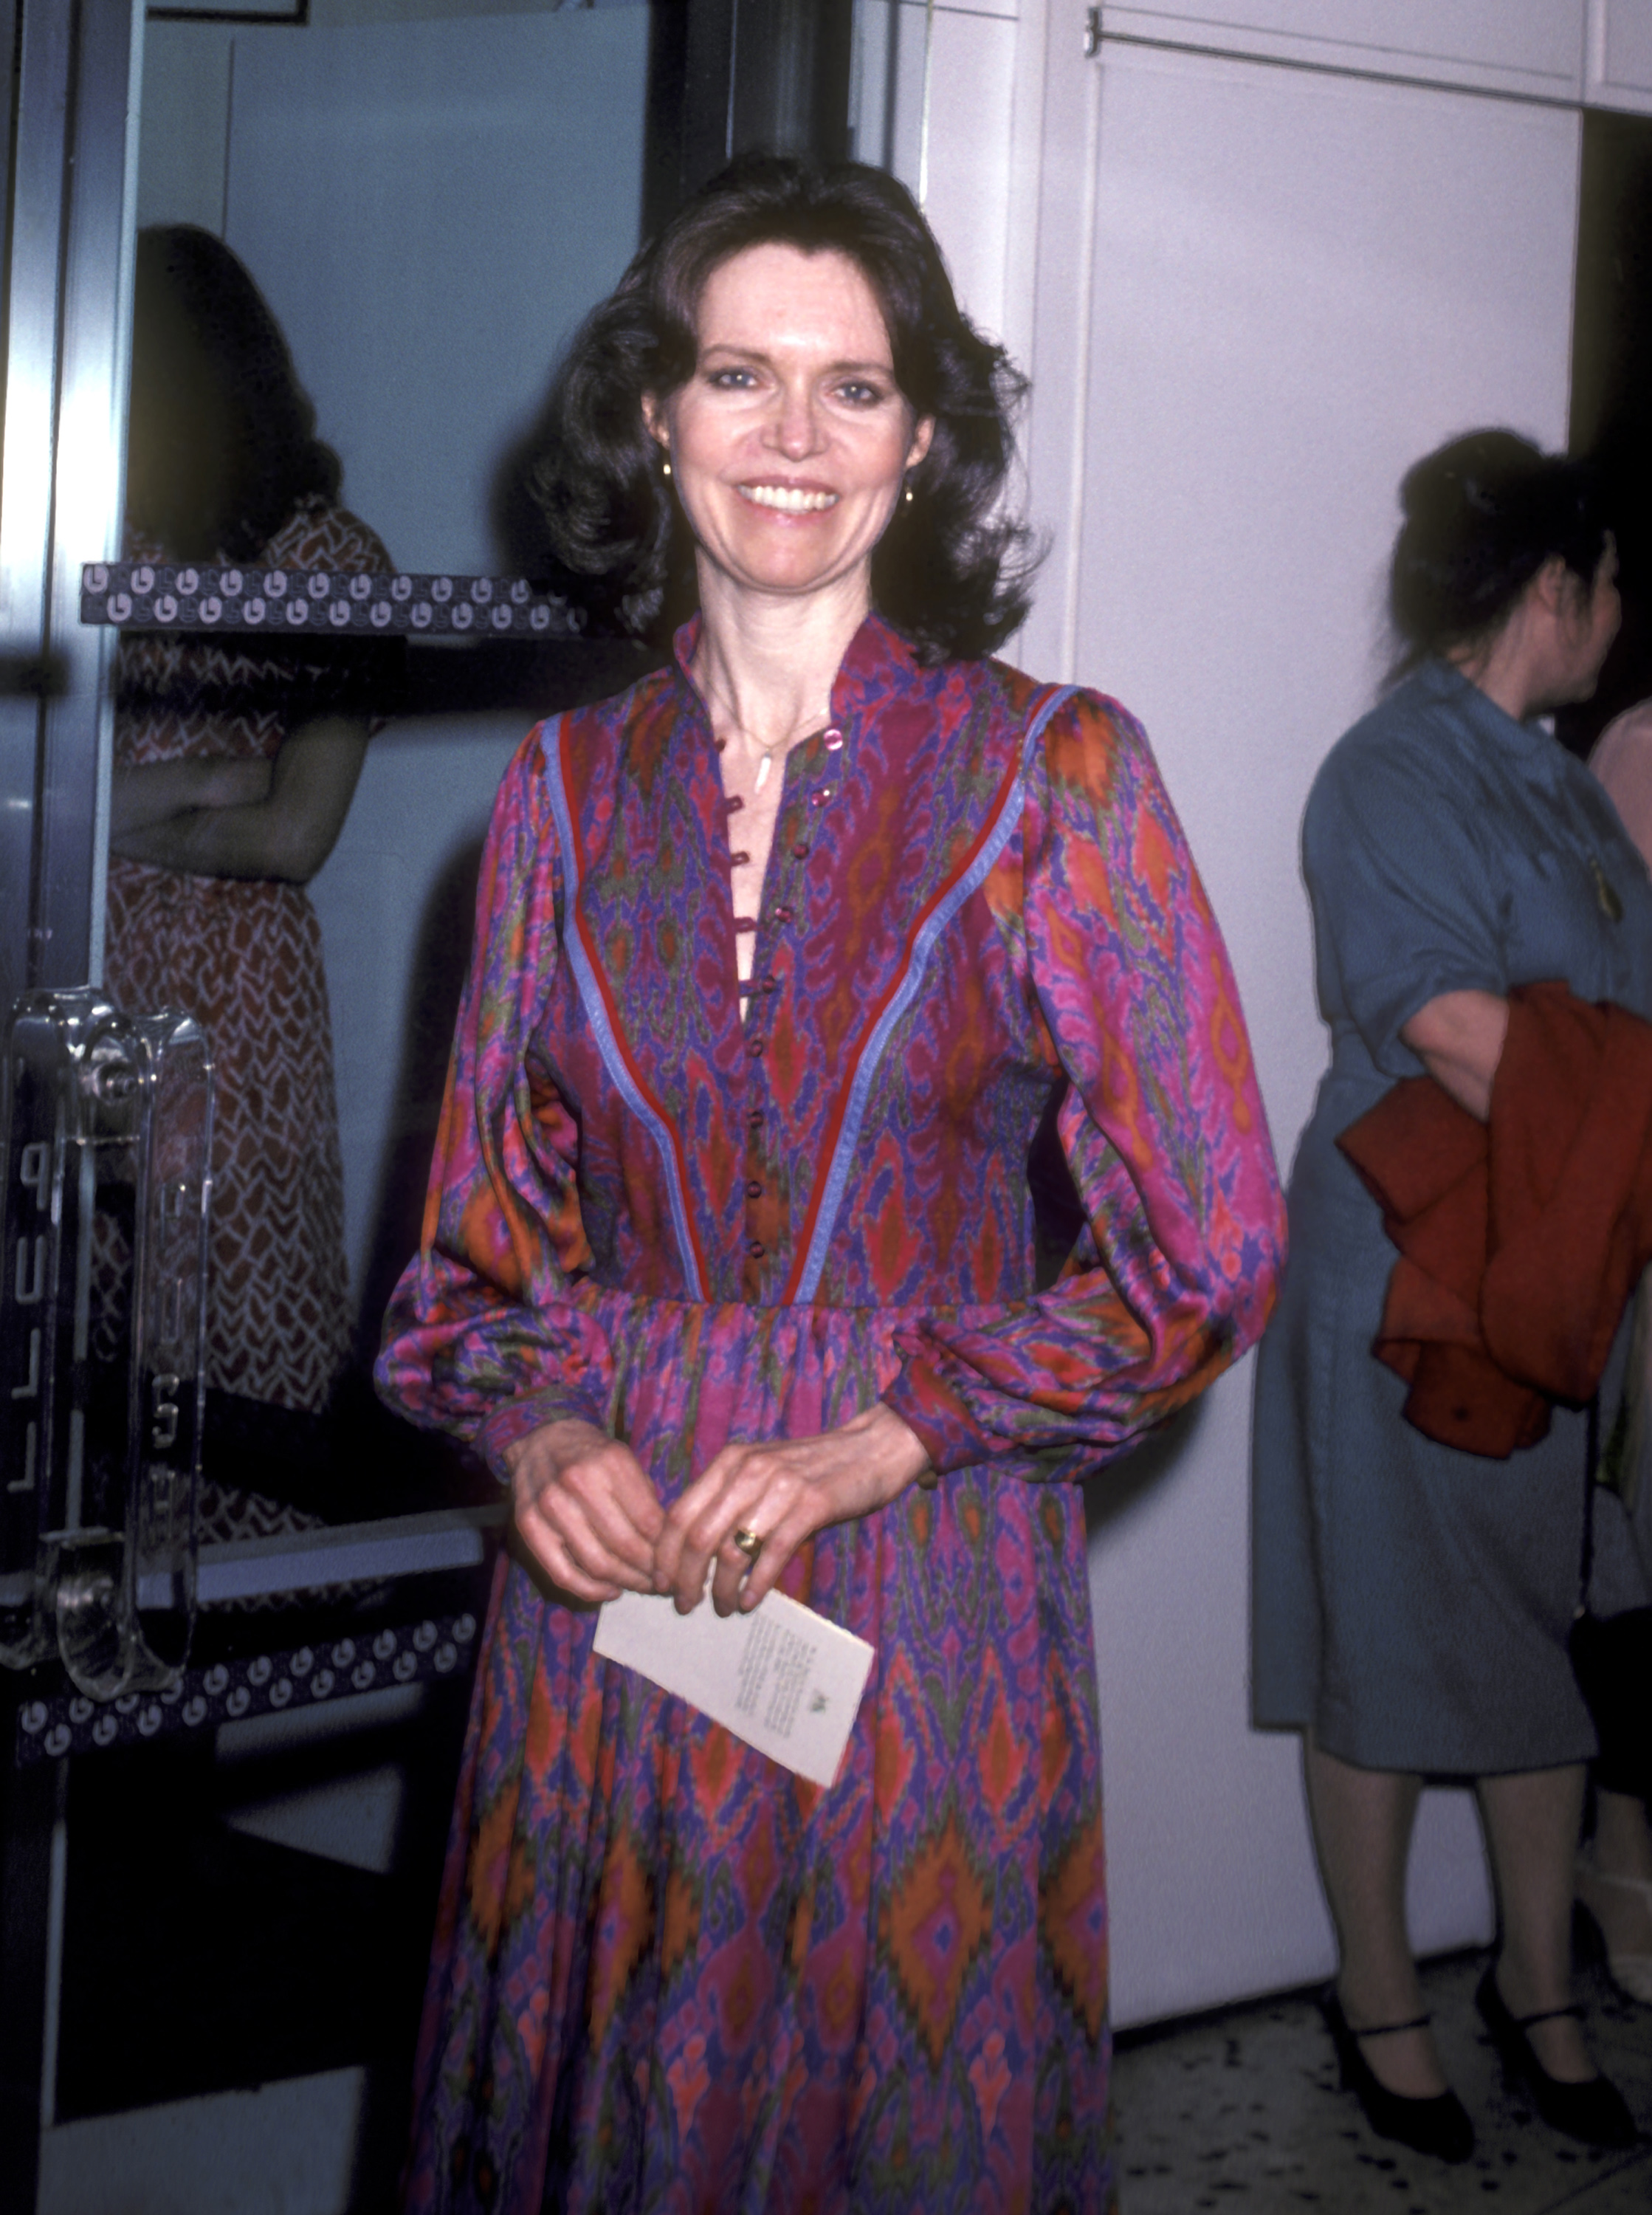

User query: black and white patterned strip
[13,1611,479,1766]
[81,562,581,639]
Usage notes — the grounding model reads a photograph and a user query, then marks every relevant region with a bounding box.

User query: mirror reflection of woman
[379,158,1284,2213]
[1253,432,1642,2164]
[106,227,391,1474]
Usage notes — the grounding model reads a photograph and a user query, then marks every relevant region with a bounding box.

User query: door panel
[1028,35,1580,2025]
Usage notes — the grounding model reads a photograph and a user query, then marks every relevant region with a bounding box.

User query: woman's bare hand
[504,1418,665,1604]
[654,1401,930,1618]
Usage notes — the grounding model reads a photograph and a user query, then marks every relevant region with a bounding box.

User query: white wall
[1027,32,1579,2025]
[852,0,1022,348]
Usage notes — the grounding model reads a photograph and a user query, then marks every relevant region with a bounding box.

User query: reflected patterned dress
[105,498,391,1412]
[376,614,1284,2215]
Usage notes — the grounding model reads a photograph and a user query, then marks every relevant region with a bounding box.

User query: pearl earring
[904,482,914,504]
[662,459,672,478]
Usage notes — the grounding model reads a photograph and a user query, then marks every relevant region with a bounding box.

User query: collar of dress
[669,607,923,733]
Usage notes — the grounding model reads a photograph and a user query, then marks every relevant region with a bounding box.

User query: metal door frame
[0,11,142,2202]
[0,0,144,1023]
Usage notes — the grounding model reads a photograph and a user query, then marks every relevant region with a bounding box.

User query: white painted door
[1022,30,1582,2026]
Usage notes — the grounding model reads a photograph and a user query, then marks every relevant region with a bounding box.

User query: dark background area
[1561,108,1652,758]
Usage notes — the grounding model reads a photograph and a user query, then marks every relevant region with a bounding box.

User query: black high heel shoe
[1474,1967,1640,2149]
[1319,1987,1475,2163]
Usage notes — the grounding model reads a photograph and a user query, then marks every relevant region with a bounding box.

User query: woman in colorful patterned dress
[377,157,1284,2214]
[107,227,391,1437]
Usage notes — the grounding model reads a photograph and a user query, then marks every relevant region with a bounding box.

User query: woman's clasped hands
[504,1404,929,1618]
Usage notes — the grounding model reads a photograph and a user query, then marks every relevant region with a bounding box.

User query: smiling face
[644,241,932,616]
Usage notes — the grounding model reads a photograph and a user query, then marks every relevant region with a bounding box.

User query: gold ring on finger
[731,1525,763,1562]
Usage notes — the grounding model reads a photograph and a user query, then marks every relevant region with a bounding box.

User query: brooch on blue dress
[1592,858,1625,923]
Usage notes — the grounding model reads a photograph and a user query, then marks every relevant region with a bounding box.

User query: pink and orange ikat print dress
[377,613,1284,2215]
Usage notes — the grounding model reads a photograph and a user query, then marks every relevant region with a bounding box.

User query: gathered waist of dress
[568,1277,997,1330]
[568,1280,983,1446]
[543,1279,1064,1496]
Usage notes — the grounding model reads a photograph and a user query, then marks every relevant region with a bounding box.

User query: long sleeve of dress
[375,729,612,1469]
[882,691,1285,1476]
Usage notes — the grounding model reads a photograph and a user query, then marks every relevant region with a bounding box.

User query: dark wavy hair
[1388,429,1612,680]
[127,225,343,563]
[526,154,1036,661]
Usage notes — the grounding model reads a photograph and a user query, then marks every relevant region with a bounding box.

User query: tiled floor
[34,1719,1652,2215]
[1113,1950,1652,2213]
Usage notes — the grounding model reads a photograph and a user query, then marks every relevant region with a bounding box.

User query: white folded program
[593,1584,874,1788]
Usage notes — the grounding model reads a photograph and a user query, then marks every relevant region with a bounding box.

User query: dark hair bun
[1388,429,1608,669]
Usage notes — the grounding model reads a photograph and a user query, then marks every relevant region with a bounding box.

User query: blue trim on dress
[791,684,1079,1304]
[539,716,710,1301]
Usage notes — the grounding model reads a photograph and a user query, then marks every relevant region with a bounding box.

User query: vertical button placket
[737,717,846,1300]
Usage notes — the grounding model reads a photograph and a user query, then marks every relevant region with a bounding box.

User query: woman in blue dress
[1252,432,1642,2161]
